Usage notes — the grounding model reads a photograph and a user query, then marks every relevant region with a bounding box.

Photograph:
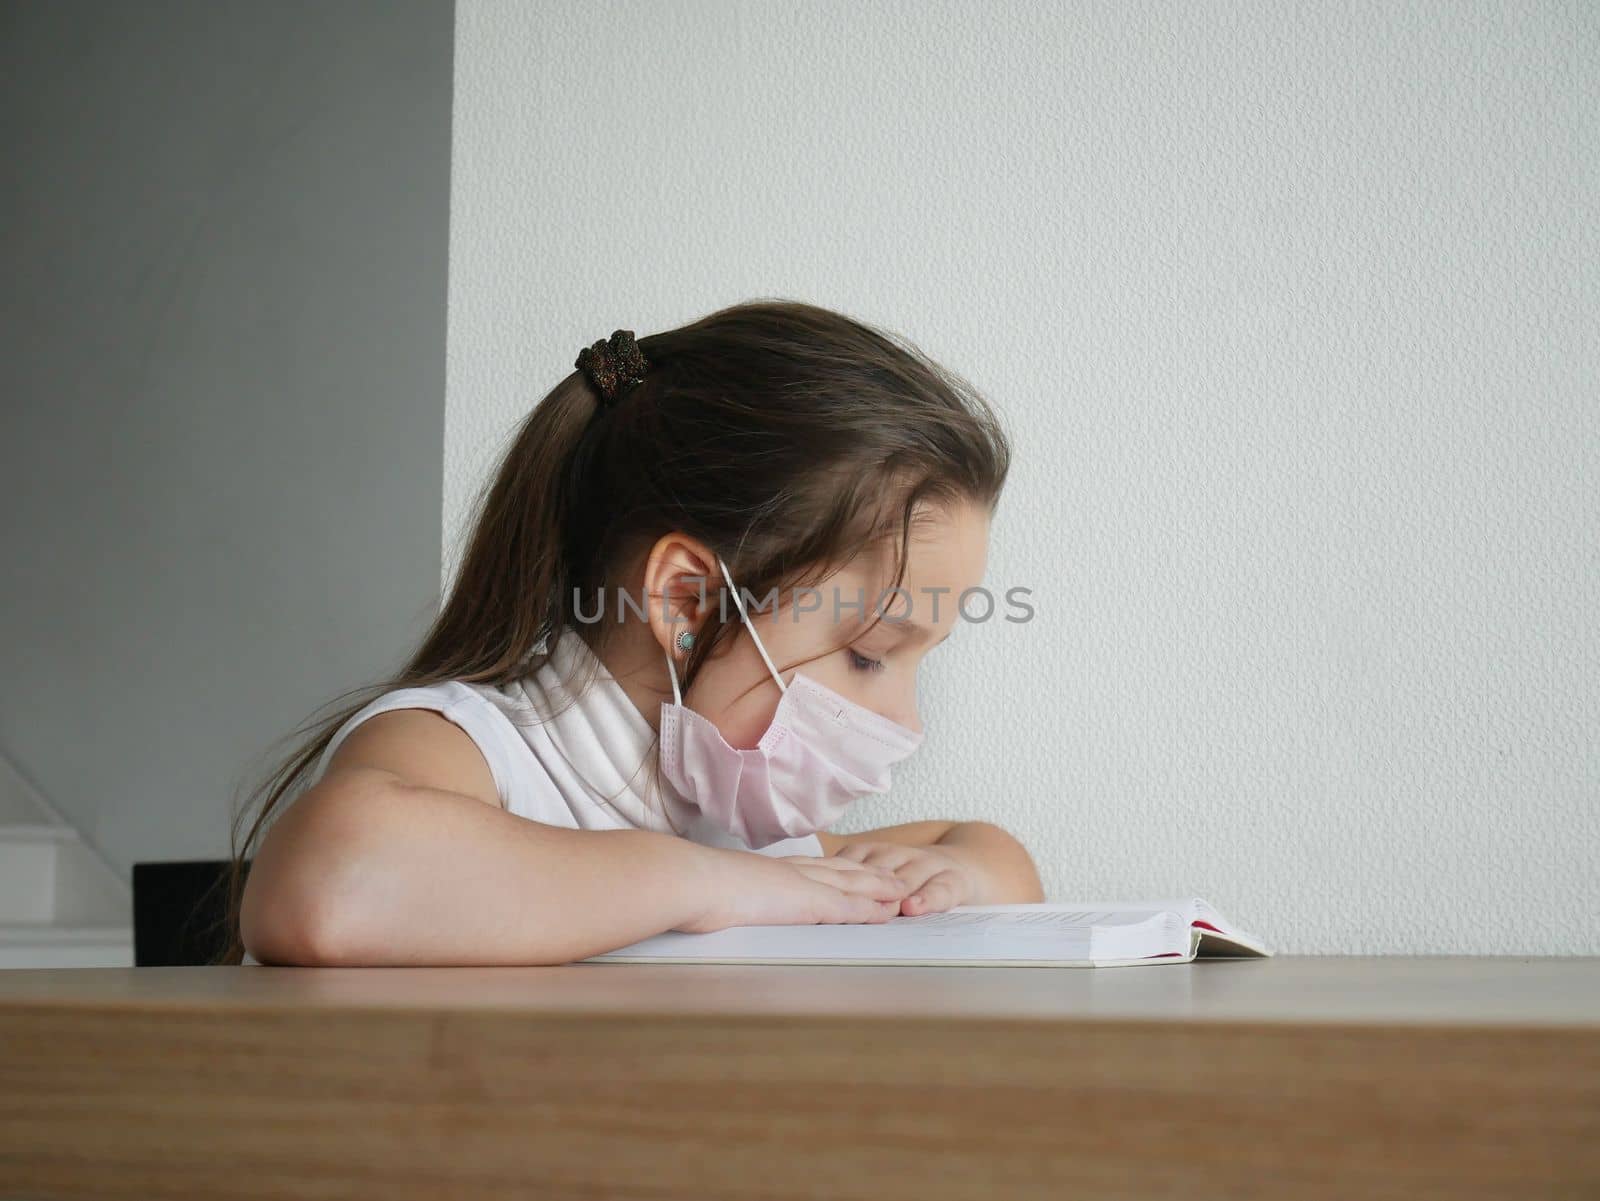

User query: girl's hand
[829,840,988,916]
[671,848,912,934]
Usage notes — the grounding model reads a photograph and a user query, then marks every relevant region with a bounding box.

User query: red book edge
[1141,918,1224,958]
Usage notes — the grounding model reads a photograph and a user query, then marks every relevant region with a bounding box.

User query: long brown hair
[215,298,1010,962]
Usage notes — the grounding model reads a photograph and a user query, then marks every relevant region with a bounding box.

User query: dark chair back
[132,859,249,966]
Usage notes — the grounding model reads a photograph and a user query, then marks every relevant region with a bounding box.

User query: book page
[967,900,1271,957]
[584,904,1192,966]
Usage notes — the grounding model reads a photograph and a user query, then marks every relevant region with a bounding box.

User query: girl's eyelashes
[847,648,886,674]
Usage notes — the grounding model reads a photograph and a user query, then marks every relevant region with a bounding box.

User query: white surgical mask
[657,556,924,848]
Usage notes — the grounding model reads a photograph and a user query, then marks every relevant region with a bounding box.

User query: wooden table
[2,957,1597,1200]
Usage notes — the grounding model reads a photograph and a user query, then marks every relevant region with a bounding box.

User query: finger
[833,843,921,874]
[885,857,945,896]
[807,857,907,889]
[834,842,915,867]
[807,855,884,871]
[867,848,924,875]
[827,893,904,925]
[899,869,962,915]
[807,879,904,924]
[866,897,902,922]
[801,862,908,900]
[847,870,912,901]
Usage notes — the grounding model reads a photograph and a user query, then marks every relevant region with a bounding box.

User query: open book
[582,897,1272,968]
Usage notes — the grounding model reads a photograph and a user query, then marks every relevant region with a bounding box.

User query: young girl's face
[687,497,991,750]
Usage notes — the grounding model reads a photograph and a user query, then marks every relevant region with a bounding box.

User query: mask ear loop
[665,647,683,706]
[717,556,788,695]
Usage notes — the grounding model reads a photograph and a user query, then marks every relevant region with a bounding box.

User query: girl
[226,300,1044,966]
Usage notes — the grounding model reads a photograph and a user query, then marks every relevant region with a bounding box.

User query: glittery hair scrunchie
[575,329,650,408]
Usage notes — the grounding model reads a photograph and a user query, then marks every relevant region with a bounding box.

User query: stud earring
[674,628,696,656]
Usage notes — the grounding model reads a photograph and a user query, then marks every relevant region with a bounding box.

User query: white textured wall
[446,0,1599,953]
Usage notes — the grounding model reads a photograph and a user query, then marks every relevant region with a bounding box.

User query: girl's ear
[642,531,717,655]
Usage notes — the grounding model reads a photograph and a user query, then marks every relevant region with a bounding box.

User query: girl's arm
[241,768,717,966]
[241,708,911,965]
[815,821,957,851]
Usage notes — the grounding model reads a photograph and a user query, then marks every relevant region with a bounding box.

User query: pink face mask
[658,556,925,849]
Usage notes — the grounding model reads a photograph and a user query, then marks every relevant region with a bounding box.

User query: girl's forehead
[831,501,991,615]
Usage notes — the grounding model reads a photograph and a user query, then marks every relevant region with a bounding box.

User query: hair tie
[575,329,650,408]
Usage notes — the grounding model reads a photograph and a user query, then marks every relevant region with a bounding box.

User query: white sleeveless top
[241,627,820,964]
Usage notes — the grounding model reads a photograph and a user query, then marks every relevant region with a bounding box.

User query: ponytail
[405,375,599,685]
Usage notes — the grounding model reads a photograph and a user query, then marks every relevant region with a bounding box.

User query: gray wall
[1,0,454,876]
